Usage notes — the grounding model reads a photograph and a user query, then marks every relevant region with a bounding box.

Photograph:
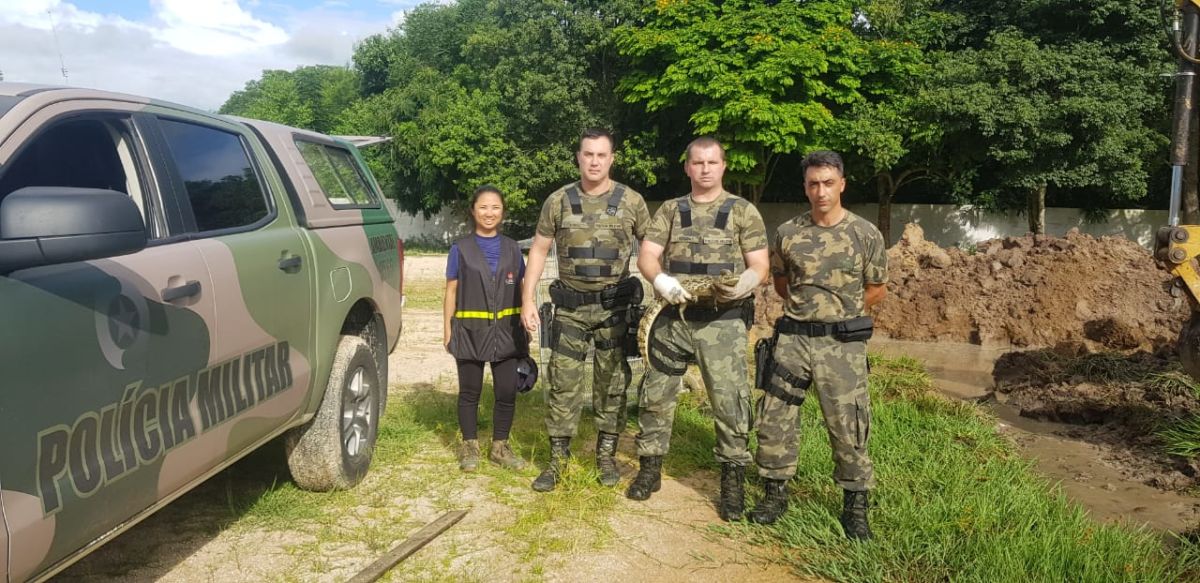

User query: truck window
[0,116,158,237]
[159,119,269,232]
[295,139,378,207]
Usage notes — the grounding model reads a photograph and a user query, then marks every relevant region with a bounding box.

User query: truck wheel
[286,334,381,491]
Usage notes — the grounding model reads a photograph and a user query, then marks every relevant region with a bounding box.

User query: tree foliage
[335,0,648,220]
[220,65,358,134]
[217,0,1177,232]
[615,0,921,202]
[919,0,1170,214]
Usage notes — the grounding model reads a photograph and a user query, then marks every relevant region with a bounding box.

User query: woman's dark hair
[471,184,505,209]
[466,185,506,234]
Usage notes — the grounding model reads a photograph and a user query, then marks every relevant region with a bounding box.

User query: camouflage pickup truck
[0,84,404,582]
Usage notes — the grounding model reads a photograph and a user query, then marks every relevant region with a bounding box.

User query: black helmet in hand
[515,356,539,393]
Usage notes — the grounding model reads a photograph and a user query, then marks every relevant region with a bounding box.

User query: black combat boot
[749,478,789,524]
[840,490,873,541]
[595,432,620,487]
[718,463,746,522]
[625,455,663,500]
[531,436,571,492]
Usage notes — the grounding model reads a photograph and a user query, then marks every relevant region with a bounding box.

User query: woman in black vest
[444,186,529,472]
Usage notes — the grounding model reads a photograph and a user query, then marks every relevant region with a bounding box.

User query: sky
[0,1,431,111]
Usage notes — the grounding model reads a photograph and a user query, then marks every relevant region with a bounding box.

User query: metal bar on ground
[346,509,469,583]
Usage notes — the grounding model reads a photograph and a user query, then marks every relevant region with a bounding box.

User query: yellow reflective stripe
[454,307,522,320]
[455,310,493,319]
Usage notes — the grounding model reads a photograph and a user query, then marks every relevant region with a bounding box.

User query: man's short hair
[801,150,844,177]
[579,128,615,151]
[685,136,725,162]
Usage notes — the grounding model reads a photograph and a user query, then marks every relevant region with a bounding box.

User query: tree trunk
[1186,101,1200,224]
[876,174,893,244]
[1027,184,1046,235]
[750,183,765,205]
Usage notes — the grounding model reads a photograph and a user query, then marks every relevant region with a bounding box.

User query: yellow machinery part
[1159,225,1200,378]
[1158,225,1200,303]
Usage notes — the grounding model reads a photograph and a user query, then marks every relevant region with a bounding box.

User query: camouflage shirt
[536,181,650,292]
[770,210,887,322]
[646,191,767,281]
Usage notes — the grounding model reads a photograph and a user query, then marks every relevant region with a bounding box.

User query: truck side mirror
[0,187,148,274]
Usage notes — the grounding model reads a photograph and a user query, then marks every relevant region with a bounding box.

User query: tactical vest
[448,235,528,362]
[555,182,631,285]
[664,194,746,277]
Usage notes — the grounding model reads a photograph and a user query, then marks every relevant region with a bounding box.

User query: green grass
[746,355,1200,582]
[1017,350,1171,386]
[376,376,628,577]
[404,278,446,309]
[403,237,452,254]
[1159,416,1200,458]
[83,353,1200,581]
[1147,370,1200,399]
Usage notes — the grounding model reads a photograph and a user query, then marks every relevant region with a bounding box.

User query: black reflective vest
[448,235,528,362]
[665,193,746,276]
[555,181,631,284]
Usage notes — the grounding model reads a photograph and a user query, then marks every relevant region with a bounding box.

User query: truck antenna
[47,8,69,83]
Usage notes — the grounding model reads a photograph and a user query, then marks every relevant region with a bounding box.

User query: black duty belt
[776,316,873,341]
[549,277,643,310]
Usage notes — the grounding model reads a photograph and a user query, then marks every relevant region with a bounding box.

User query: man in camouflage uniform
[522,128,651,491]
[626,137,769,522]
[751,150,888,540]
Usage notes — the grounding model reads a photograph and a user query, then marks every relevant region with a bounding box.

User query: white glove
[653,273,694,305]
[714,269,761,302]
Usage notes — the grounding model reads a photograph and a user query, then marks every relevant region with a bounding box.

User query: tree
[220,66,359,134]
[839,97,942,243]
[834,0,954,242]
[921,29,1164,233]
[615,0,920,203]
[220,70,314,129]
[344,0,650,220]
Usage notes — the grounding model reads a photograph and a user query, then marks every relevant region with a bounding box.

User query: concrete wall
[389,199,1167,249]
[839,203,1163,248]
[386,200,465,246]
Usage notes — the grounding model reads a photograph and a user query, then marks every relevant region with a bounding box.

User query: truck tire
[286,334,381,491]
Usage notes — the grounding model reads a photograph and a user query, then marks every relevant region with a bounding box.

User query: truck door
[0,107,216,582]
[151,116,317,467]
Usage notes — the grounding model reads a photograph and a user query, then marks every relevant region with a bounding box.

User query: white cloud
[150,0,287,57]
[0,0,123,31]
[0,0,400,111]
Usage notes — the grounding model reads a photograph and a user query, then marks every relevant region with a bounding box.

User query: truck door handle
[162,280,201,302]
[278,254,302,271]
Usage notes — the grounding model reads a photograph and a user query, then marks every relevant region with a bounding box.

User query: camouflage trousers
[636,315,751,466]
[545,302,632,436]
[756,332,874,491]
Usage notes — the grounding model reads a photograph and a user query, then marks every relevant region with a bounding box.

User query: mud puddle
[872,338,1200,533]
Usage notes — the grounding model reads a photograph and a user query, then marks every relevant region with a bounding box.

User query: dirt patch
[991,348,1200,492]
[758,223,1190,351]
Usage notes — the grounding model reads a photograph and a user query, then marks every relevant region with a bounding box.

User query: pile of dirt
[992,348,1200,491]
[755,223,1189,350]
[761,223,1189,351]
[877,224,1191,349]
